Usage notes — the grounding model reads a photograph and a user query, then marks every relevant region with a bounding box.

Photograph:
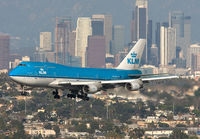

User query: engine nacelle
[125,80,143,91]
[82,84,100,93]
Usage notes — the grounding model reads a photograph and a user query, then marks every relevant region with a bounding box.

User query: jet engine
[125,80,143,91]
[82,84,101,93]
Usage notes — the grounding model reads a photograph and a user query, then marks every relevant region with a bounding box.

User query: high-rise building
[91,18,104,36]
[189,44,200,71]
[132,0,148,64]
[75,17,92,67]
[0,34,10,70]
[55,17,73,65]
[147,20,152,61]
[167,27,176,64]
[87,36,106,68]
[160,25,176,66]
[149,44,158,66]
[169,11,191,67]
[68,30,76,57]
[111,25,125,55]
[131,10,137,42]
[135,0,148,39]
[155,22,161,64]
[40,32,52,51]
[92,14,112,54]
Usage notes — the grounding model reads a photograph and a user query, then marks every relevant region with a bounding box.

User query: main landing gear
[52,89,89,101]
[67,90,89,101]
[53,89,60,99]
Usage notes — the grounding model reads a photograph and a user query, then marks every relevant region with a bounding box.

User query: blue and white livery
[9,39,178,100]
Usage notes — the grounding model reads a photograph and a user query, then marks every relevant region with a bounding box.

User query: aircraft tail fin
[116,39,146,70]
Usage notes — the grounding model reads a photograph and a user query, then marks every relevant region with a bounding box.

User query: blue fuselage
[9,62,142,80]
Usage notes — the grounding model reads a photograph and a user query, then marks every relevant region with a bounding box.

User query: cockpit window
[18,64,26,66]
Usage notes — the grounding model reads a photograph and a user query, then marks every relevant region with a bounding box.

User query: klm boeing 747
[9,39,178,101]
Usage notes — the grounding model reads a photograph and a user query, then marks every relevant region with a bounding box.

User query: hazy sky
[0,0,199,52]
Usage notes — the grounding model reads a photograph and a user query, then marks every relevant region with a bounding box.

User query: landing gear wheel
[54,94,60,99]
[53,89,60,99]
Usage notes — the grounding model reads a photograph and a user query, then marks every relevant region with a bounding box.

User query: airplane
[9,39,178,101]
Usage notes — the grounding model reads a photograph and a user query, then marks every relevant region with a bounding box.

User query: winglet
[116,39,146,70]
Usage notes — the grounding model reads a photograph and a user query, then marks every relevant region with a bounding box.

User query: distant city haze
[0,0,199,53]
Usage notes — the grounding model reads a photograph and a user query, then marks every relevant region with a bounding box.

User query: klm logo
[127,52,139,65]
[39,68,47,75]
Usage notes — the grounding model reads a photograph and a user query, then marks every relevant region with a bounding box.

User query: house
[25,129,56,137]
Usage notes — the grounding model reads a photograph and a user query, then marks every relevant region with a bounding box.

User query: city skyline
[0,0,199,50]
[0,0,199,72]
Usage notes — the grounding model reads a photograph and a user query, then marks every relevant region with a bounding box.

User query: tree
[158,122,169,128]
[37,112,46,122]
[44,123,52,129]
[53,125,60,138]
[0,117,6,130]
[169,128,188,139]
[101,120,114,132]
[133,128,145,139]
[129,128,144,139]
[176,124,186,127]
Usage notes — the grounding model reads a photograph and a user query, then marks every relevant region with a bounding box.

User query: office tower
[91,18,104,36]
[131,10,137,42]
[155,22,161,64]
[92,14,112,54]
[147,20,152,61]
[169,11,191,67]
[87,36,106,68]
[75,17,92,67]
[55,17,73,65]
[40,32,52,51]
[189,44,200,71]
[191,54,200,71]
[167,27,176,64]
[34,51,55,63]
[68,30,76,57]
[111,25,125,55]
[160,24,176,66]
[150,44,158,66]
[132,0,148,64]
[0,34,10,70]
[135,0,148,39]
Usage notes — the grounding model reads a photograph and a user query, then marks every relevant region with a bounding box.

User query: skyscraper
[155,22,161,64]
[75,17,92,67]
[0,34,10,70]
[55,17,73,65]
[91,18,104,36]
[40,32,52,51]
[132,0,148,64]
[131,10,137,42]
[160,24,176,66]
[68,30,76,57]
[92,14,112,54]
[111,25,125,55]
[147,20,152,61]
[87,36,106,68]
[169,11,191,67]
[189,44,200,71]
[150,44,158,66]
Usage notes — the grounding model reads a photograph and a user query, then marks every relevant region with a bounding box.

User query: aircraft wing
[141,75,179,82]
[51,75,179,86]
